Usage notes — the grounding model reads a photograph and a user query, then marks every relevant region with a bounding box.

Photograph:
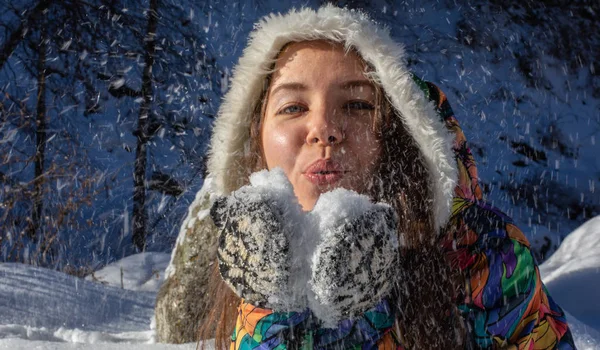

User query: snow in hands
[210,168,303,311]
[309,189,399,328]
[210,168,399,328]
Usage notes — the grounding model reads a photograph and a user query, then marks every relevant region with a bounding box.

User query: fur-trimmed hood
[206,4,457,229]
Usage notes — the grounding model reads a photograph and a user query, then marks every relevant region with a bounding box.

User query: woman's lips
[303,159,347,186]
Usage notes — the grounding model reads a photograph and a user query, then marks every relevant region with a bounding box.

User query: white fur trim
[206,5,457,228]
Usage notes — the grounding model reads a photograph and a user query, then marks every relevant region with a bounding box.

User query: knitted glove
[308,189,399,328]
[210,168,304,311]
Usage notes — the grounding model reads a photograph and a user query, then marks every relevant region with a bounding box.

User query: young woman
[161,5,575,349]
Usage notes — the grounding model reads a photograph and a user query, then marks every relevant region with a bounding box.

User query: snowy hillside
[0,252,206,349]
[540,216,600,333]
[0,218,599,349]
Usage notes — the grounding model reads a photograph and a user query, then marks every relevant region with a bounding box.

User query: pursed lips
[303,159,348,185]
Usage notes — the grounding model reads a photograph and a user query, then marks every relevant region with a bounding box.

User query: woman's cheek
[262,123,302,173]
[269,127,293,148]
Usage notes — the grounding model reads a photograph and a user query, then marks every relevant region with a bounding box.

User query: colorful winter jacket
[427,78,575,350]
[224,77,575,350]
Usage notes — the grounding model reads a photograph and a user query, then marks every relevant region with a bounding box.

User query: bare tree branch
[0,0,51,72]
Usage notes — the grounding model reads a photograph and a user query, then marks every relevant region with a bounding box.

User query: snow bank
[85,252,171,292]
[566,311,600,350]
[0,255,211,349]
[0,338,204,349]
[0,324,154,345]
[0,263,154,334]
[540,216,600,333]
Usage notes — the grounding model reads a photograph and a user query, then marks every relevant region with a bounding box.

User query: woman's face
[261,40,381,211]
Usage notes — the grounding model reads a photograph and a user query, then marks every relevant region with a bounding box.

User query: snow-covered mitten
[210,168,304,311]
[308,189,399,328]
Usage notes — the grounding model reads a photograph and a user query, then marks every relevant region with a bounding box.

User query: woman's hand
[308,189,399,328]
[210,171,400,321]
[209,168,304,311]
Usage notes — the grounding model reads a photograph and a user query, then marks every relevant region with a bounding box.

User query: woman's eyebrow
[270,82,307,97]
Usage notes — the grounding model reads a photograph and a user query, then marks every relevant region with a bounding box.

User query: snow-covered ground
[540,216,600,337]
[0,253,207,349]
[1,220,599,349]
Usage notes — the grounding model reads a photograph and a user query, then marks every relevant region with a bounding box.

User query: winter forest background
[0,0,599,346]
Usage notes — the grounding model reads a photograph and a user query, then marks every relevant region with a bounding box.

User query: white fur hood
[206,5,457,229]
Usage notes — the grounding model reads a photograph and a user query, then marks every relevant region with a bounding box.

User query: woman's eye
[345,101,375,111]
[278,105,306,115]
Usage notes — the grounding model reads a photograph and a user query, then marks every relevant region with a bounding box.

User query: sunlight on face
[261,40,381,211]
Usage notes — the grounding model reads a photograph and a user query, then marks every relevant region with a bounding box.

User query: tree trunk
[132,0,159,251]
[30,22,47,239]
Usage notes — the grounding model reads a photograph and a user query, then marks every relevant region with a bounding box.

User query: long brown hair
[374,101,466,349]
[198,41,465,349]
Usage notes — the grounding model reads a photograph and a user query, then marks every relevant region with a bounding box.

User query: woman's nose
[305,108,344,146]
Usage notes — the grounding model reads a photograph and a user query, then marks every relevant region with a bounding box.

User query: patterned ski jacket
[164,5,575,349]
